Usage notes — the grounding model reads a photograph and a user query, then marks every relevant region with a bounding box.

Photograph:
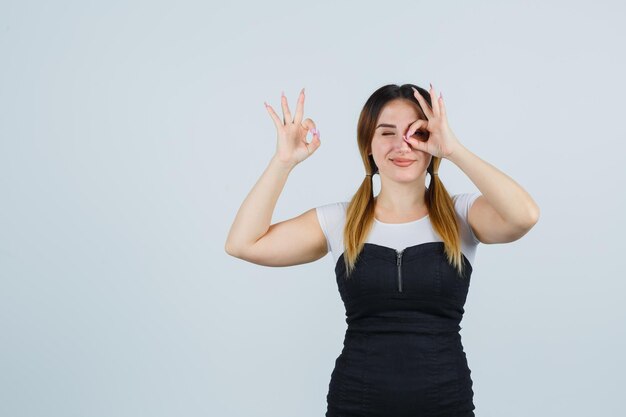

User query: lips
[391,158,416,167]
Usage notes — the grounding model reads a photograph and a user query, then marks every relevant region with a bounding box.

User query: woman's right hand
[264,88,321,168]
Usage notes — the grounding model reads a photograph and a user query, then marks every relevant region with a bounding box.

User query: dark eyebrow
[376,120,420,129]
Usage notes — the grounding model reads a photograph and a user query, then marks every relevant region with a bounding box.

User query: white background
[1,0,625,416]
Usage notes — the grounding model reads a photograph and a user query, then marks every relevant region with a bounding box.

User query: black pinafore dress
[325,241,476,417]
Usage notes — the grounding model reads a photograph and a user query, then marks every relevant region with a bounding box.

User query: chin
[386,171,422,182]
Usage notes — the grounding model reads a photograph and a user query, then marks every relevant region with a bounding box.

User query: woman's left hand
[403,84,463,159]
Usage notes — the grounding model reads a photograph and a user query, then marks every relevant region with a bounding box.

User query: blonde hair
[342,84,467,279]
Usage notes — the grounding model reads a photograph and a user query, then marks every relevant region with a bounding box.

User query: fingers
[305,131,322,155]
[411,86,433,120]
[438,91,446,120]
[293,88,305,125]
[300,118,316,133]
[280,91,293,124]
[429,83,440,118]
[405,119,428,140]
[301,117,321,156]
[264,88,305,128]
[264,101,283,129]
[403,119,429,152]
[265,90,319,143]
[301,118,320,143]
[403,133,427,152]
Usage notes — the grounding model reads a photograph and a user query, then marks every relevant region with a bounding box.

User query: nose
[393,134,413,152]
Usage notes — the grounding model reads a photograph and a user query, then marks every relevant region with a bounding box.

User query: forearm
[447,144,540,226]
[225,155,295,254]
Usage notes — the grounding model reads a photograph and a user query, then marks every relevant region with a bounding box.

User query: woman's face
[370,99,432,182]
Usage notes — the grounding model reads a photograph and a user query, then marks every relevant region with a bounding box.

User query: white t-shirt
[316,193,481,269]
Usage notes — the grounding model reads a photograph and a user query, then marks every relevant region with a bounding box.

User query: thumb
[307,128,321,153]
[403,135,426,152]
[301,118,321,153]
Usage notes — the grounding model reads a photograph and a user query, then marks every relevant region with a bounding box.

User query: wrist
[270,154,296,172]
[445,143,468,163]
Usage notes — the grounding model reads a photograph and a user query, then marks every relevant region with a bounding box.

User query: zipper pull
[396,250,404,292]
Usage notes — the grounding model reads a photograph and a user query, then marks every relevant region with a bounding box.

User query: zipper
[396,249,404,292]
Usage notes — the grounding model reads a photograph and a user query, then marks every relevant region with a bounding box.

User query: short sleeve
[452,192,481,245]
[315,206,331,252]
[315,202,349,257]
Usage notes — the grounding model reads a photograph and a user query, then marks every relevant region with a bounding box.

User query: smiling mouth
[391,159,416,167]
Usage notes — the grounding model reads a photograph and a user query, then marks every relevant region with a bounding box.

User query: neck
[375,186,428,215]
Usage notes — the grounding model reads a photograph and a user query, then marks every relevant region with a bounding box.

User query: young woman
[225,84,540,416]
